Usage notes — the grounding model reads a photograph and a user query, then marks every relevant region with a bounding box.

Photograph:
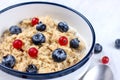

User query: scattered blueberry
[1,54,16,68]
[94,43,103,53]
[9,25,22,34]
[52,48,67,62]
[70,38,80,48]
[26,64,38,73]
[58,22,69,32]
[36,22,46,31]
[115,39,120,49]
[32,33,46,45]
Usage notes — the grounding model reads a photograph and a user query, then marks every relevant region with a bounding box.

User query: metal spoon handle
[79,65,113,80]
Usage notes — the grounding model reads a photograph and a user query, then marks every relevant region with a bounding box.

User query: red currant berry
[31,17,39,26]
[28,47,38,58]
[13,39,23,49]
[59,36,68,46]
[101,56,109,64]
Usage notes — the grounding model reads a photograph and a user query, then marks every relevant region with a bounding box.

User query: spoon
[79,64,113,80]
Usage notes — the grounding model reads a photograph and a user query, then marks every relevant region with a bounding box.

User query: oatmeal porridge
[0,16,86,73]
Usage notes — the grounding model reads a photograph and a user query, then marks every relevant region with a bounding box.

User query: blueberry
[32,33,45,45]
[94,43,103,53]
[9,25,22,34]
[1,54,16,68]
[52,48,67,62]
[36,22,46,31]
[26,64,38,73]
[115,39,120,49]
[70,38,80,48]
[58,22,69,32]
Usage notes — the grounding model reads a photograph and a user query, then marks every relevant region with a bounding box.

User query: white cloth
[0,0,120,80]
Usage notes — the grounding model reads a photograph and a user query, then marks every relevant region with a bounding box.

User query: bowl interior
[0,3,93,57]
[0,2,95,79]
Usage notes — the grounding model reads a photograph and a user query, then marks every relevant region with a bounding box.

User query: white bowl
[0,2,95,80]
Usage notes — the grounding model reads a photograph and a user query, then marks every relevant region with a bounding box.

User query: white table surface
[0,0,120,80]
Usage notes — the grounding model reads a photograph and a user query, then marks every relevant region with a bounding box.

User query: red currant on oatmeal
[13,39,23,49]
[101,56,109,64]
[31,17,39,26]
[59,36,68,46]
[28,47,38,58]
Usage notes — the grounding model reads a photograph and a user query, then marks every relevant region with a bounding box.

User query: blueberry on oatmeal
[70,38,80,48]
[58,22,69,32]
[52,48,67,62]
[1,55,16,68]
[9,25,22,34]
[32,33,46,45]
[26,64,38,73]
[36,22,46,31]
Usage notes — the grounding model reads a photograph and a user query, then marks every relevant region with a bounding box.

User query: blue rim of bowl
[0,1,96,79]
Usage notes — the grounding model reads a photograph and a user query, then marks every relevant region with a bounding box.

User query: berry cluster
[1,17,81,73]
[94,43,109,64]
[93,41,120,64]
[9,18,46,59]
